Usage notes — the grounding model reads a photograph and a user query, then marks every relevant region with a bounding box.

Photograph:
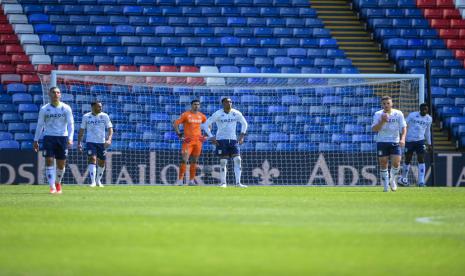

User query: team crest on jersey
[378,150,383,156]
[88,150,92,155]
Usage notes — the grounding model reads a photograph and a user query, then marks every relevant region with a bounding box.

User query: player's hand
[381,113,389,123]
[78,142,83,152]
[426,144,432,152]
[238,137,244,145]
[68,140,73,149]
[399,139,405,148]
[33,141,39,152]
[176,132,183,140]
[183,136,192,143]
[209,137,218,145]
[104,140,112,148]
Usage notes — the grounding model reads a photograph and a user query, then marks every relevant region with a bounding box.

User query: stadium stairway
[311,0,396,73]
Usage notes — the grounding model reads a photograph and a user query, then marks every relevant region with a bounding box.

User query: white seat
[7,14,28,24]
[19,34,40,44]
[13,24,34,34]
[30,55,51,65]
[2,4,22,14]
[200,66,225,86]
[24,44,45,55]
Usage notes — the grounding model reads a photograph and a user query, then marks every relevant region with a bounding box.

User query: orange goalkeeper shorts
[182,142,203,157]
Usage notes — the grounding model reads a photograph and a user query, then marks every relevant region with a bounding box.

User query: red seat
[436,0,455,8]
[446,39,465,49]
[22,74,40,84]
[439,28,460,38]
[36,64,56,74]
[146,76,166,84]
[5,45,23,55]
[98,65,117,71]
[78,64,97,71]
[0,24,13,34]
[11,54,30,65]
[454,50,465,60]
[16,64,35,74]
[166,77,187,85]
[180,66,199,72]
[0,35,18,44]
[0,15,8,24]
[416,0,436,8]
[0,64,15,74]
[451,19,465,28]
[159,66,178,72]
[423,8,443,19]
[0,45,5,54]
[430,19,450,28]
[119,65,137,72]
[0,55,11,63]
[139,65,158,72]
[459,29,465,39]
[57,64,77,71]
[443,9,461,19]
[186,77,205,85]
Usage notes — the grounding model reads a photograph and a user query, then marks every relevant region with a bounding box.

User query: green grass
[1,185,465,276]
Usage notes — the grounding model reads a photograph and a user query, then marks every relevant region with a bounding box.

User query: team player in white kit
[77,101,113,188]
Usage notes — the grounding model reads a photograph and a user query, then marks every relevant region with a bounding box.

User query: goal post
[39,71,425,186]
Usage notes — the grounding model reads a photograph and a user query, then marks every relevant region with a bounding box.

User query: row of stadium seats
[15,0,311,6]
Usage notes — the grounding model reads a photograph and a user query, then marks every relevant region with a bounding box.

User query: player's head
[48,87,61,103]
[419,103,429,116]
[191,99,200,112]
[381,96,392,112]
[221,97,232,111]
[91,101,102,114]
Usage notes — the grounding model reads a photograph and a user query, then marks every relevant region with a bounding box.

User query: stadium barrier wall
[1,150,465,187]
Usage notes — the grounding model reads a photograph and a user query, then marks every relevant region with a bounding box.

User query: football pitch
[1,185,465,276]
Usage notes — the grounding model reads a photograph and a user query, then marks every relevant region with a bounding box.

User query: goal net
[38,71,424,186]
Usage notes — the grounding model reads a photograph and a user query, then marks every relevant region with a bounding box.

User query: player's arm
[203,113,218,145]
[172,115,184,139]
[33,108,45,152]
[399,112,407,147]
[77,128,85,152]
[66,107,74,148]
[105,127,113,148]
[371,113,387,132]
[105,115,113,148]
[425,120,432,150]
[237,112,248,145]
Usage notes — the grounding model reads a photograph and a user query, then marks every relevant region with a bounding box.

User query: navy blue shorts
[216,139,240,157]
[405,140,426,155]
[86,142,106,160]
[42,136,68,160]
[377,142,402,157]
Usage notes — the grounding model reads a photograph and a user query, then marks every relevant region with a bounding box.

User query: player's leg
[389,143,402,192]
[230,140,245,187]
[400,147,413,186]
[42,136,57,193]
[95,144,106,187]
[177,144,191,185]
[86,143,98,187]
[377,143,390,192]
[416,142,427,187]
[188,143,202,185]
[216,140,228,187]
[54,137,68,194]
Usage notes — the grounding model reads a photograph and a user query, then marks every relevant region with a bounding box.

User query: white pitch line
[415,217,441,224]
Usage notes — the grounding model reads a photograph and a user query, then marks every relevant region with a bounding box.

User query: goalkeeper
[173,100,207,186]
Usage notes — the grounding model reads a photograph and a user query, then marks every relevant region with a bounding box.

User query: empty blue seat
[221,37,241,47]
[154,56,174,65]
[194,57,214,66]
[215,57,234,66]
[8,123,28,132]
[12,94,33,104]
[40,34,61,45]
[280,38,299,47]
[0,140,20,149]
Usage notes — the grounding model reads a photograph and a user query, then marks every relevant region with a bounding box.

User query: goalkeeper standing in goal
[33,87,74,194]
[204,97,248,188]
[372,96,407,192]
[173,99,207,186]
[77,101,113,187]
[399,103,432,187]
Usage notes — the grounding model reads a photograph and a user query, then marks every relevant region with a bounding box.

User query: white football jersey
[372,108,406,143]
[34,102,74,141]
[204,108,248,140]
[406,111,432,144]
[80,112,113,143]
